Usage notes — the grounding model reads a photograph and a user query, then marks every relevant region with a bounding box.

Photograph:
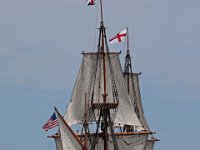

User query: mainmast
[91,0,119,149]
[99,1,108,149]
[99,0,107,101]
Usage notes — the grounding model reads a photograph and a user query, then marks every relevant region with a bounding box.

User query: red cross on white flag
[109,29,127,44]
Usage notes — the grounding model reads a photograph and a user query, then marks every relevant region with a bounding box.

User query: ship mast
[83,93,88,150]
[99,1,108,148]
[91,0,119,149]
[124,28,139,114]
[124,27,131,94]
[123,29,160,145]
[99,0,107,102]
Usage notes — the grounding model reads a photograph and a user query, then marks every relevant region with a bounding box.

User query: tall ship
[43,0,159,150]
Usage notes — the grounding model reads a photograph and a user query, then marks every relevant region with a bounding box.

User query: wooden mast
[124,27,130,94]
[83,93,88,150]
[91,1,119,149]
[99,0,108,149]
[123,27,140,131]
[124,28,138,113]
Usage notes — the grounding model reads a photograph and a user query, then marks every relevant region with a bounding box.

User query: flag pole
[100,0,104,23]
[127,27,130,54]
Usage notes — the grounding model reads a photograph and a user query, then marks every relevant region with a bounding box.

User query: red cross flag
[109,29,127,44]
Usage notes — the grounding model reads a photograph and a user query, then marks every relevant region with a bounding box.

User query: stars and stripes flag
[42,112,58,131]
[109,28,127,44]
[86,0,97,6]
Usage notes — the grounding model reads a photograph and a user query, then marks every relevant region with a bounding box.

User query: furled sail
[52,132,148,150]
[90,134,147,150]
[56,110,83,150]
[124,73,150,130]
[64,52,142,127]
[116,134,148,150]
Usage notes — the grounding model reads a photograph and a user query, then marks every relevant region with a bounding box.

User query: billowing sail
[64,52,142,127]
[124,73,150,130]
[56,111,83,150]
[145,140,155,150]
[64,52,96,125]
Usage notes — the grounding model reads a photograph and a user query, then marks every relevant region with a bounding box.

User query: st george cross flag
[42,112,58,131]
[109,29,127,44]
[86,0,97,6]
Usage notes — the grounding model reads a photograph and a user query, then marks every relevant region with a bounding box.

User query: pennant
[86,0,97,6]
[109,29,127,44]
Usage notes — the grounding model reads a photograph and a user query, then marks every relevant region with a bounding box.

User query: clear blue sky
[0,0,200,150]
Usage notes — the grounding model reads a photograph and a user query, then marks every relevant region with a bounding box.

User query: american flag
[42,112,58,131]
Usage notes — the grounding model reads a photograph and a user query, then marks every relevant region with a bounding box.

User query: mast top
[126,27,130,54]
[100,0,104,24]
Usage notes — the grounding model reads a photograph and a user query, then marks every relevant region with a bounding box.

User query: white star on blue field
[0,0,200,150]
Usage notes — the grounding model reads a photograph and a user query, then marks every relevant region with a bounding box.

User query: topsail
[64,52,143,127]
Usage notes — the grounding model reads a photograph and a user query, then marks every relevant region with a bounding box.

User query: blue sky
[0,0,200,150]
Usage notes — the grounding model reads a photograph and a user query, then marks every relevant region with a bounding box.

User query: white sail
[144,140,155,150]
[92,134,147,150]
[124,73,150,130]
[64,52,142,127]
[57,111,83,150]
[64,52,97,125]
[54,137,63,150]
[117,134,147,150]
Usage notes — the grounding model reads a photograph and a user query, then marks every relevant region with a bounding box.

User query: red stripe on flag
[109,33,126,42]
[42,112,58,131]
